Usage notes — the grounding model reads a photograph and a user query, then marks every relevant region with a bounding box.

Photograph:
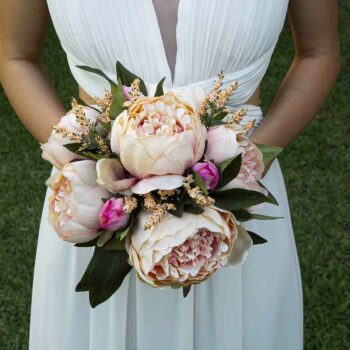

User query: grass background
[0,3,349,349]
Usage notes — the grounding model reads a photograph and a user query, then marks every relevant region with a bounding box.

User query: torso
[47,0,289,107]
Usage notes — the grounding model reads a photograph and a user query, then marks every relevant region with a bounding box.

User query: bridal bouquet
[41,62,282,307]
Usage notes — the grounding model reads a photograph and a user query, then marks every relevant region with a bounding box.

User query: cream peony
[205,125,243,164]
[47,160,110,243]
[127,207,251,287]
[41,107,101,169]
[110,92,207,178]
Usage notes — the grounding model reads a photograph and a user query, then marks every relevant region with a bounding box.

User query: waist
[78,84,263,134]
[78,84,261,107]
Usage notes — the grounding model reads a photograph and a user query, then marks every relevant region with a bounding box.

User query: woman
[0,0,339,349]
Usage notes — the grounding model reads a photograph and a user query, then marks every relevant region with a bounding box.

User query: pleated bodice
[47,0,289,107]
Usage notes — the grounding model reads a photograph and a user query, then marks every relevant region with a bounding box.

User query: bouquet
[41,62,283,307]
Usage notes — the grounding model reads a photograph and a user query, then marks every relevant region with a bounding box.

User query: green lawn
[1,3,349,349]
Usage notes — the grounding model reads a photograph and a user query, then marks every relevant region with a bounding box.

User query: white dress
[30,1,303,349]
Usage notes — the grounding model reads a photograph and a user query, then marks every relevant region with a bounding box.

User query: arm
[0,0,66,143]
[250,0,340,148]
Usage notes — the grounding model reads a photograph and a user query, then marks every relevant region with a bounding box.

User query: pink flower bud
[99,197,129,231]
[122,85,131,101]
[192,161,220,190]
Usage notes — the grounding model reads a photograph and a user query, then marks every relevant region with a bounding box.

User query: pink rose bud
[99,197,129,231]
[122,85,131,101]
[192,161,220,190]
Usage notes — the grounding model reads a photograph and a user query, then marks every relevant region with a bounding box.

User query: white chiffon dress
[29,1,303,349]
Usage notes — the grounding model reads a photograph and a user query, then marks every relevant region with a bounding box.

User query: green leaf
[191,169,208,195]
[210,120,227,126]
[75,237,98,247]
[218,154,240,173]
[75,249,98,291]
[183,285,191,297]
[247,231,268,245]
[255,143,283,166]
[211,188,268,211]
[258,182,279,206]
[63,143,83,154]
[250,214,283,221]
[183,203,205,215]
[75,97,101,113]
[232,209,252,221]
[80,151,109,160]
[109,78,126,119]
[218,154,242,189]
[76,65,117,87]
[212,108,229,120]
[96,231,114,247]
[89,249,131,308]
[116,61,147,95]
[116,226,130,241]
[232,209,283,222]
[170,200,185,217]
[85,248,132,308]
[101,236,126,251]
[154,77,166,97]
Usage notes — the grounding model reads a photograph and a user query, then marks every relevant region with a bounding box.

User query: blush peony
[47,160,109,243]
[222,137,265,193]
[127,207,251,287]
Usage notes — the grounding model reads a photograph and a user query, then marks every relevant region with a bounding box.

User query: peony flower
[47,160,110,243]
[205,125,243,164]
[96,158,138,194]
[99,197,129,231]
[41,107,101,169]
[127,207,251,287]
[192,161,220,190]
[110,92,207,178]
[222,137,265,193]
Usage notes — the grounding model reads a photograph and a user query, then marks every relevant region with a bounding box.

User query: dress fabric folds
[30,1,303,349]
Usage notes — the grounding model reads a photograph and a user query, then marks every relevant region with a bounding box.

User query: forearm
[251,53,339,147]
[0,58,65,143]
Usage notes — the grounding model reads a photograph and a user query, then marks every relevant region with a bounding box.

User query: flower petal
[131,175,185,195]
[227,225,252,267]
[96,158,137,193]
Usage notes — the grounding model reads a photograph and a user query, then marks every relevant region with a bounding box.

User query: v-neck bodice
[152,0,180,82]
[46,0,289,106]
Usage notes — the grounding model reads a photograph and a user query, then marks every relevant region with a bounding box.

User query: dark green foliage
[76,248,132,308]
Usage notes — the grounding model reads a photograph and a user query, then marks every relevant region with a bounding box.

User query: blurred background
[0,2,349,349]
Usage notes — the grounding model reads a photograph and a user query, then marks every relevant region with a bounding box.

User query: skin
[0,0,340,150]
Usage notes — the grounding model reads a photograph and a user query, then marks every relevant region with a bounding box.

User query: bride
[0,0,339,349]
